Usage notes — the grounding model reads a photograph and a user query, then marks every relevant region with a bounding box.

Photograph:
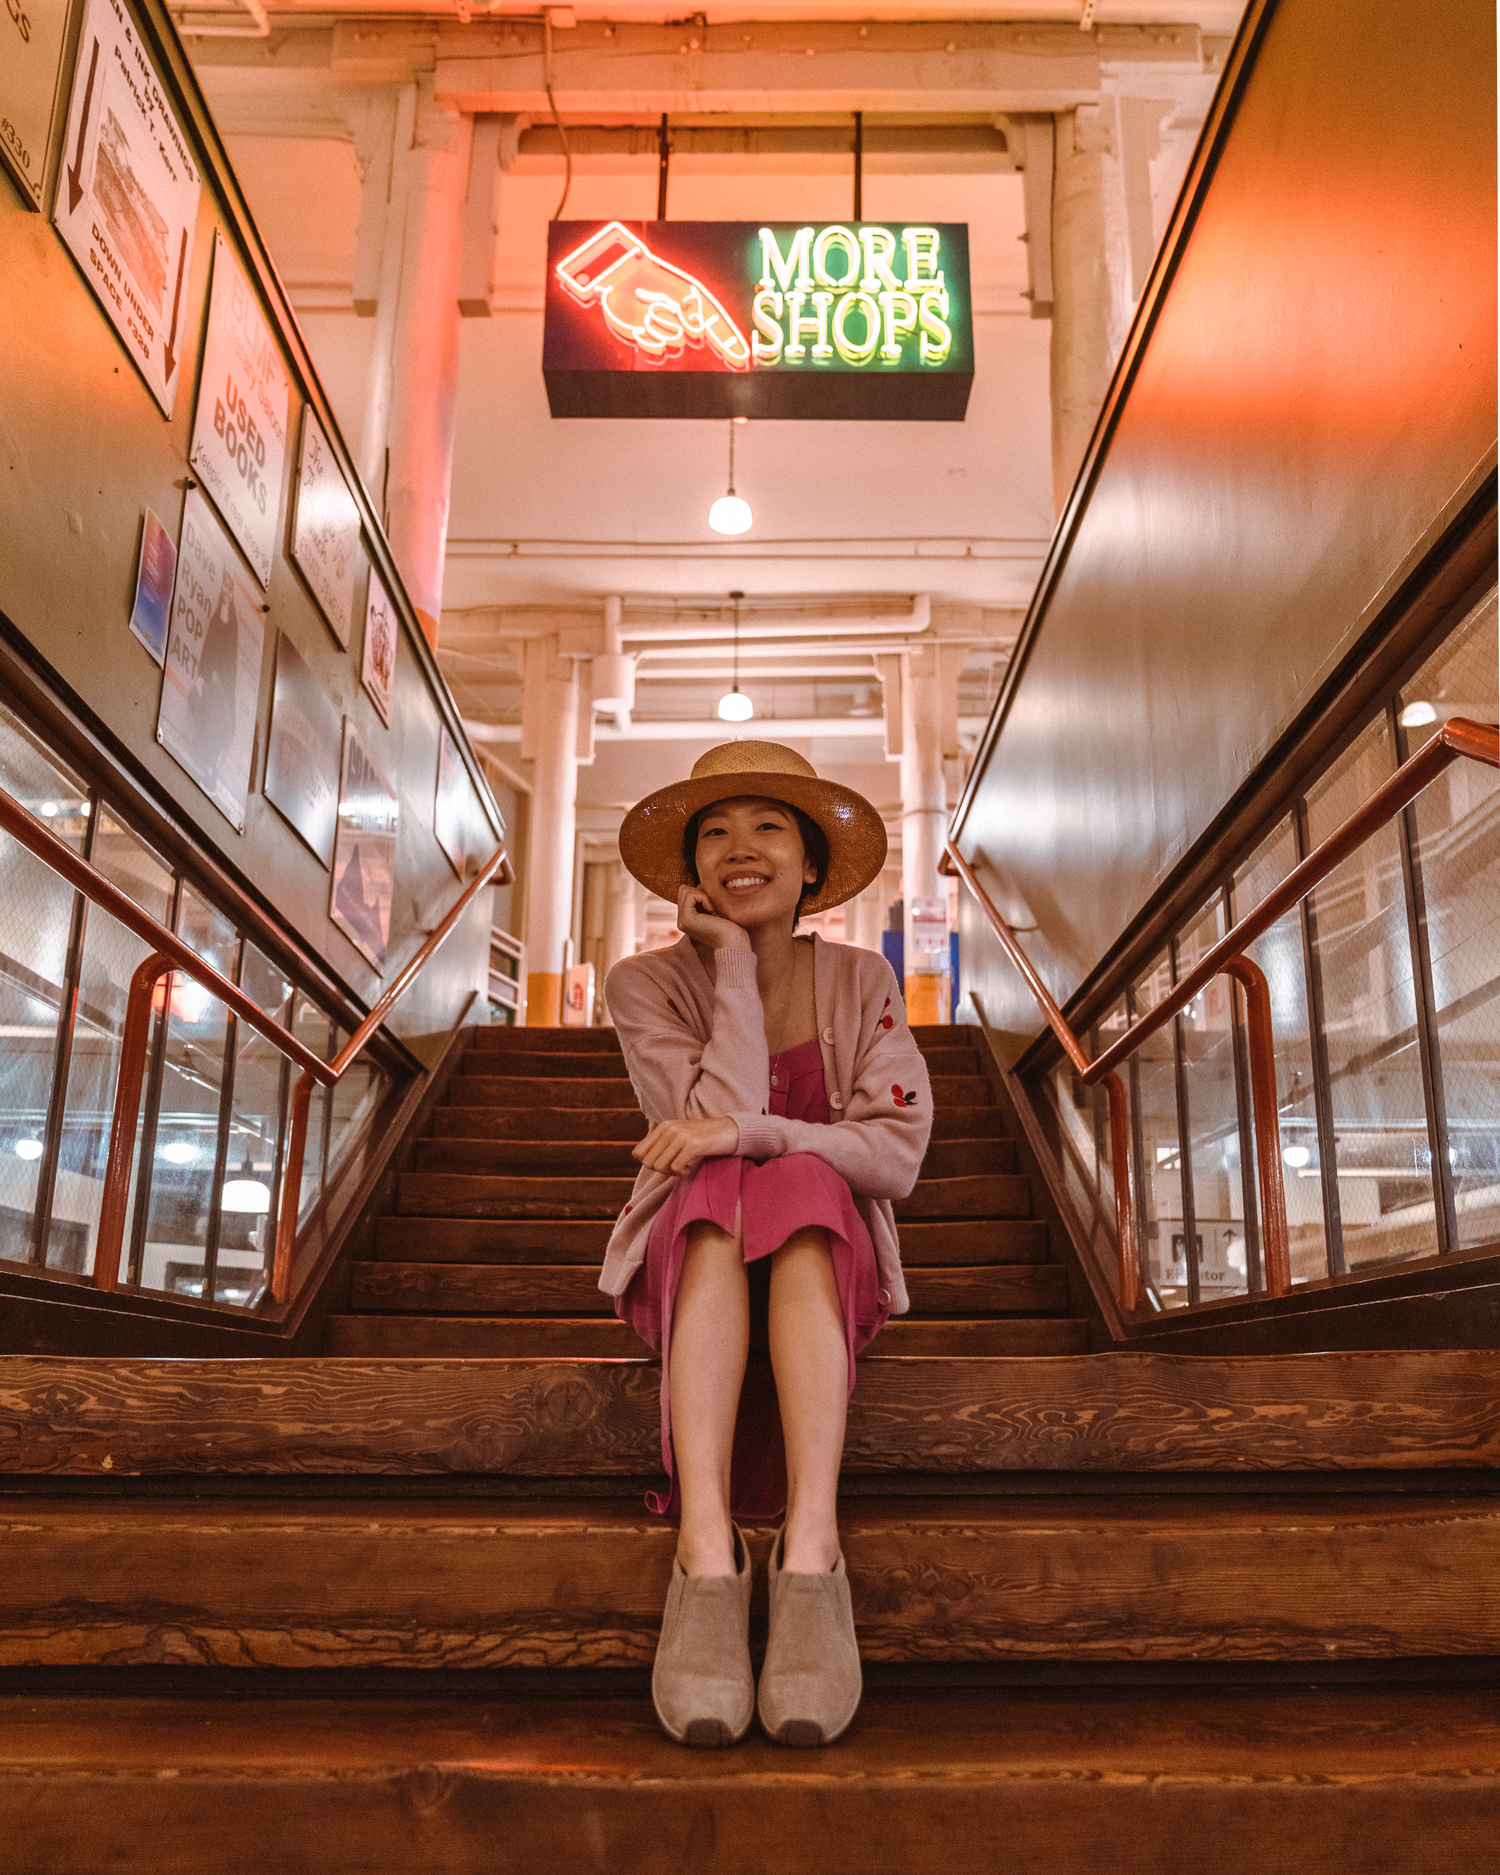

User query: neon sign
[543,220,972,421]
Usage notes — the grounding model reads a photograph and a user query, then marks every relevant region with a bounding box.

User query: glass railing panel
[1176,898,1253,1299]
[1400,589,1500,1251]
[45,814,175,1278]
[217,943,295,1307]
[291,994,336,1223]
[1231,816,1328,1283]
[1128,950,1188,1306]
[1304,716,1436,1272]
[327,1033,388,1188]
[0,704,90,1266]
[136,887,240,1300]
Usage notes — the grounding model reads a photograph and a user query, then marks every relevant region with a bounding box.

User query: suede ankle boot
[756,1531,863,1747]
[651,1526,755,1747]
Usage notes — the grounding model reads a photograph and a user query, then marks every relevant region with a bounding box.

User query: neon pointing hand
[555,221,751,371]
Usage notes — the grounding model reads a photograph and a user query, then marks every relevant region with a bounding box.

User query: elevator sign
[542,220,972,421]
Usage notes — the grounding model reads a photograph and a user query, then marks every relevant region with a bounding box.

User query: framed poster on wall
[289,406,361,648]
[330,719,398,972]
[189,232,292,587]
[157,488,265,833]
[52,0,202,415]
[1,0,72,209]
[264,632,340,866]
[360,565,396,727]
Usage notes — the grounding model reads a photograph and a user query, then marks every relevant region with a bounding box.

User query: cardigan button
[877,1287,891,1305]
[829,1092,844,1110]
[821,1026,834,1044]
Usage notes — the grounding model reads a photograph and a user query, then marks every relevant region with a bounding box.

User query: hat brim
[618,770,888,915]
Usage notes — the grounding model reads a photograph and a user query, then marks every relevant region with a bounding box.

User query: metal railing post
[92,951,175,1293]
[1102,1069,1141,1311]
[1221,956,1292,1297]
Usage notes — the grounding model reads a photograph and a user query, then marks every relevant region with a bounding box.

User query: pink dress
[617,1035,890,1518]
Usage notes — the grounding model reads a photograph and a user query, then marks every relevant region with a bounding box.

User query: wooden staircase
[2,1021,1498,1869]
[325,1022,1083,1361]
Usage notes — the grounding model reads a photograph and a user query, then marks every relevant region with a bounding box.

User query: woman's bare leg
[670,1218,750,1577]
[768,1229,847,1573]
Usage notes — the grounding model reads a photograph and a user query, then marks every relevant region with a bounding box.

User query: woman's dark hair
[683,799,830,930]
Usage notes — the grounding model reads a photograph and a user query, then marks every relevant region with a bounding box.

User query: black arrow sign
[65,38,100,217]
[163,228,187,383]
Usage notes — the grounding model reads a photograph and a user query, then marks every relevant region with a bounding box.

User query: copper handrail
[941,844,1143,1311]
[945,716,1500,1313]
[0,784,510,1306]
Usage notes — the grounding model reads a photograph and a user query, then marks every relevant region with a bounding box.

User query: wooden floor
[5,1022,1499,1862]
[4,1686,1498,1873]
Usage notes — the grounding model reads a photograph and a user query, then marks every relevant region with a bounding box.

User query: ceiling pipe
[591,594,635,728]
[619,594,930,644]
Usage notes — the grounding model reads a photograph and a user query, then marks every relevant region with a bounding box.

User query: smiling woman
[602,740,931,1751]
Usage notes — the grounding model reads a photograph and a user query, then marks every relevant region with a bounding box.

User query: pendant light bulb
[717,589,754,722]
[708,420,752,534]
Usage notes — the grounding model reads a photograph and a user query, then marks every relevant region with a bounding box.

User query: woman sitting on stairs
[602,742,932,1749]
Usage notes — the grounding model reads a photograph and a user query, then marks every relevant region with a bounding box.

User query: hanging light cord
[732,592,741,695]
[544,14,574,220]
[727,421,737,496]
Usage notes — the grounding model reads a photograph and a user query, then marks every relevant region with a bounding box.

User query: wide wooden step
[409,1137,1018,1181]
[323,1316,1085,1360]
[452,1076,640,1107]
[897,1220,1049,1264]
[396,1174,636,1219]
[4,1494,1494,1672]
[5,1352,1495,1476]
[374,1218,614,1263]
[895,1176,1030,1220]
[433,1107,650,1142]
[348,1263,1069,1317]
[468,1028,623,1052]
[7,1686,1495,1872]
[429,1105,1011,1144]
[928,1077,994,1106]
[368,1217,1052,1268]
[452,1052,635,1079]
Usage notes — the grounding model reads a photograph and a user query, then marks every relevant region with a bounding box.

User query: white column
[901,645,949,1025]
[521,635,579,1026]
[848,878,888,954]
[1049,103,1130,515]
[357,78,472,645]
[601,859,641,1006]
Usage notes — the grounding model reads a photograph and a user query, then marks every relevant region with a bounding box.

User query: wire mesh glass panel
[1401,590,1500,1250]
[217,944,294,1306]
[46,815,175,1277]
[1231,818,1328,1282]
[1176,899,1253,1299]
[1129,951,1188,1306]
[0,705,89,1266]
[137,887,239,1299]
[1304,716,1436,1271]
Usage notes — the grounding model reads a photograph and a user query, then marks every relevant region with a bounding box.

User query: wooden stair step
[410,1137,1018,1181]
[4,1494,1494,1672]
[450,1052,633,1079]
[897,1220,1049,1264]
[396,1174,636,1219]
[433,1107,650,1142]
[914,1050,982,1076]
[348,1263,1068,1318]
[323,1317,1084,1360]
[415,1139,642,1177]
[374,1218,613,1263]
[7,1352,1494,1476]
[927,1077,994,1106]
[468,1028,623,1052]
[895,1176,1030,1220]
[451,1076,639,1107]
[4,1686,1496,1872]
[927,1106,1008,1140]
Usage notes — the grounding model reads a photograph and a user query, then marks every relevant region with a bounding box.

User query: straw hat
[618,741,888,915]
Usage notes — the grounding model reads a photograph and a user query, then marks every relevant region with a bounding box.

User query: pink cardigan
[600,933,932,1313]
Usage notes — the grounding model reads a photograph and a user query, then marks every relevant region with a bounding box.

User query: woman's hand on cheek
[633,1115,739,1175]
[676,884,751,952]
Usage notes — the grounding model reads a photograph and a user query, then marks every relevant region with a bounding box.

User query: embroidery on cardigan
[891,1084,918,1108]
